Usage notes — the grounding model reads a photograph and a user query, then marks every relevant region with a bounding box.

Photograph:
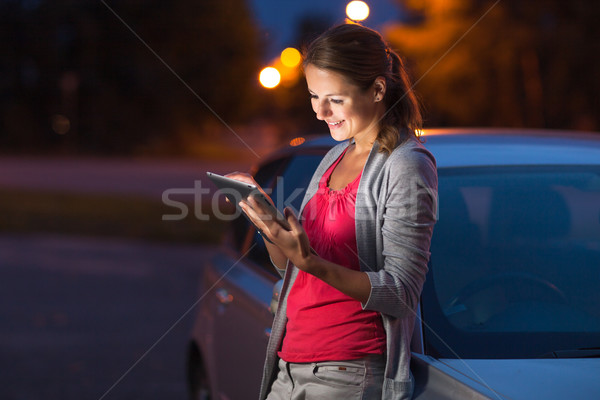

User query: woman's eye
[331,99,343,105]
[309,94,318,100]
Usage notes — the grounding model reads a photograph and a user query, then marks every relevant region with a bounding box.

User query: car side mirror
[269,279,283,316]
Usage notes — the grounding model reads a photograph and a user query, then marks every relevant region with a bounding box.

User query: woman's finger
[284,207,302,232]
[284,207,312,259]
[247,196,281,229]
[239,199,269,233]
[242,197,283,237]
[225,172,275,207]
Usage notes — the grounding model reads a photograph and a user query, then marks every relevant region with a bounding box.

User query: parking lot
[0,233,212,399]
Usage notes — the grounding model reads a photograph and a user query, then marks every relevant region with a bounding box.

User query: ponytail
[378,51,423,154]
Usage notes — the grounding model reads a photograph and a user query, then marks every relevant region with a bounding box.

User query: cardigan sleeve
[363,145,438,319]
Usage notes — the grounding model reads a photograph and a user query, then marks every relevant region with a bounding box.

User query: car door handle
[215,288,233,305]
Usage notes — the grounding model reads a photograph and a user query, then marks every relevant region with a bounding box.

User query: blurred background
[2,0,598,158]
[0,0,598,398]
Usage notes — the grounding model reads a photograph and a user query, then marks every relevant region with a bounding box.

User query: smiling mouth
[327,120,344,127]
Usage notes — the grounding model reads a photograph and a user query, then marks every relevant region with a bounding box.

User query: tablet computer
[207,172,292,235]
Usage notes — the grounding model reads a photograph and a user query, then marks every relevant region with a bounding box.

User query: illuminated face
[305,64,384,144]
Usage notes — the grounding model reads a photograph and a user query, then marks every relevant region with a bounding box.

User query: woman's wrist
[300,252,325,277]
[265,241,288,269]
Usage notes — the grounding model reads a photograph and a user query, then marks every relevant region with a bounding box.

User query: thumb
[284,207,311,258]
[284,207,302,232]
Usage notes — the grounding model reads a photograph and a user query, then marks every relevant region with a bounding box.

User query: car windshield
[423,165,600,359]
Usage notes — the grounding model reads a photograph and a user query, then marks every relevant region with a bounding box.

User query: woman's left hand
[240,197,314,270]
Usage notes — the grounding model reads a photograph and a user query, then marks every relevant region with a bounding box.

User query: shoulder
[386,137,437,177]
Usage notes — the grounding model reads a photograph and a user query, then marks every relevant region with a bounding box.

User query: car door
[206,249,278,400]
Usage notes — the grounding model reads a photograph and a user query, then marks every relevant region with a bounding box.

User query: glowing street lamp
[280,47,301,68]
[259,67,281,89]
[346,1,369,22]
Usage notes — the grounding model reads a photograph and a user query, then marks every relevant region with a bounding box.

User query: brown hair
[303,24,422,153]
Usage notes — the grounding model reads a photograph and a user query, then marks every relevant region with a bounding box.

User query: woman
[229,24,437,400]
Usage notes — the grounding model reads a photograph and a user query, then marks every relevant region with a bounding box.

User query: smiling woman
[229,24,438,400]
[305,65,385,146]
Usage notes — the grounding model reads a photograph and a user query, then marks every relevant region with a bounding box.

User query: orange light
[259,67,281,89]
[281,47,301,68]
[289,137,306,147]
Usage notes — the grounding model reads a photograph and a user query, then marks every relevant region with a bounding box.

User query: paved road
[0,155,257,398]
[0,234,214,399]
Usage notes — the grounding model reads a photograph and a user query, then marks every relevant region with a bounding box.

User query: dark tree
[0,0,264,154]
[385,0,599,131]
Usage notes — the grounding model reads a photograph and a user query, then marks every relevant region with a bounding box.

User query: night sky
[248,0,404,60]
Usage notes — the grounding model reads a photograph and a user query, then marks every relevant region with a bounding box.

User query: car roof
[423,128,600,167]
[291,128,600,168]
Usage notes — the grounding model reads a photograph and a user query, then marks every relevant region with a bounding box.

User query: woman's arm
[361,148,438,318]
[302,254,372,304]
[264,240,288,271]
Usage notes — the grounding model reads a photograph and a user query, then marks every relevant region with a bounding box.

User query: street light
[259,67,281,89]
[346,1,369,22]
[280,47,301,68]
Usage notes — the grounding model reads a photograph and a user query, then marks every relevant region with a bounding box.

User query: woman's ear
[373,76,386,102]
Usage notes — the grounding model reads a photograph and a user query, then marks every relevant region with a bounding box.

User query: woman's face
[305,64,384,145]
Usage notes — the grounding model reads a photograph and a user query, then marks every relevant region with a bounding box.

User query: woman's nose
[314,100,331,120]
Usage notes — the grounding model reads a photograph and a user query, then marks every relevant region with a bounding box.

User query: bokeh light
[280,47,302,68]
[51,114,70,135]
[346,1,370,22]
[289,137,306,147]
[259,67,281,89]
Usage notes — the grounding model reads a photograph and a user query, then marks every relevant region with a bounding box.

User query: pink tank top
[278,148,386,363]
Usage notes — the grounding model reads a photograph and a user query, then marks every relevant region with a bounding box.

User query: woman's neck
[352,132,377,155]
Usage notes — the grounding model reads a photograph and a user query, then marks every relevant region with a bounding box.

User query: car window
[424,165,600,358]
[246,154,324,274]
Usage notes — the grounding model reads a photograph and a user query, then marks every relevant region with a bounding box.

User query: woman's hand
[225,172,291,269]
[224,172,274,206]
[226,172,316,273]
[239,197,314,271]
[230,173,370,302]
[224,171,280,239]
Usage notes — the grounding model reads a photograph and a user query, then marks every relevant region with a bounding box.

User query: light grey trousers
[266,355,385,400]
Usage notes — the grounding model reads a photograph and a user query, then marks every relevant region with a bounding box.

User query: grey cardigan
[259,137,438,400]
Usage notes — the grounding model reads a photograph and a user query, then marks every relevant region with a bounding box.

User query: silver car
[188,128,600,399]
